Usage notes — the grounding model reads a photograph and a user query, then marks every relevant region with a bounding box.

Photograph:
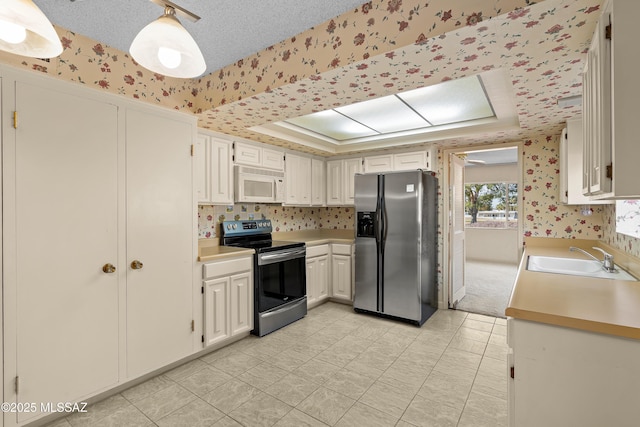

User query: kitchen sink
[527,255,637,281]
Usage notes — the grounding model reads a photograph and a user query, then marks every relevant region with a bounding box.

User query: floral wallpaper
[194,0,532,111]
[0,26,195,111]
[196,0,603,156]
[520,133,605,240]
[197,204,354,239]
[0,0,604,157]
[2,0,639,260]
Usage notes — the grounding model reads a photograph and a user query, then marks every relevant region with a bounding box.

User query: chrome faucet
[569,246,616,273]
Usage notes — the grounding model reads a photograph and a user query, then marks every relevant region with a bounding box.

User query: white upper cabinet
[311,158,326,206]
[234,141,284,171]
[285,154,326,206]
[210,138,234,204]
[394,150,432,171]
[234,142,261,167]
[560,119,611,205]
[285,153,312,205]
[364,154,393,173]
[196,132,234,205]
[583,0,640,199]
[326,160,344,205]
[326,158,363,206]
[262,147,286,170]
[343,158,362,205]
[363,147,436,173]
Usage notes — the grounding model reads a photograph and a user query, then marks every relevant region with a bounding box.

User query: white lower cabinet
[203,256,253,347]
[508,318,640,426]
[306,245,330,308]
[330,244,354,302]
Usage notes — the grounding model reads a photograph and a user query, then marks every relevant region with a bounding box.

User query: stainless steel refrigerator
[354,170,438,325]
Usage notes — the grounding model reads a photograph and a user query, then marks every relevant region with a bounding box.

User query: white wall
[466,163,518,183]
[466,228,519,264]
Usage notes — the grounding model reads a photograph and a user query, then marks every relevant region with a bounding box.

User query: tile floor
[45,302,508,427]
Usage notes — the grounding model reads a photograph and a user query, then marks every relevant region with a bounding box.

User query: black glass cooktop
[227,240,304,253]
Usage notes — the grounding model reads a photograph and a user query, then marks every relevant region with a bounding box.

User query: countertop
[198,241,254,262]
[198,229,354,262]
[506,238,640,340]
[272,229,355,246]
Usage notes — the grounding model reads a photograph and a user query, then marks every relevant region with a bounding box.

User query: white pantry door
[11,82,119,423]
[449,154,466,307]
[125,108,194,377]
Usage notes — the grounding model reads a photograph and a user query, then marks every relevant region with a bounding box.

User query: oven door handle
[258,248,306,265]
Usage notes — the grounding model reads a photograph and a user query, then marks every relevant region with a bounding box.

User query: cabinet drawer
[203,256,252,279]
[332,243,352,255]
[307,244,329,257]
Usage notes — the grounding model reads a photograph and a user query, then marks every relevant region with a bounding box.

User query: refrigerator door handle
[374,207,382,245]
[379,177,387,252]
[381,201,388,251]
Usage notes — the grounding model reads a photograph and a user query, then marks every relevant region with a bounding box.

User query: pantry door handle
[130,260,144,270]
[102,263,117,274]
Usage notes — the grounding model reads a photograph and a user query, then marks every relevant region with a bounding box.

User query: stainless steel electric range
[220,219,307,336]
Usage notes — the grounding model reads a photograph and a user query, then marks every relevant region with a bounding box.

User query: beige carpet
[454,260,518,318]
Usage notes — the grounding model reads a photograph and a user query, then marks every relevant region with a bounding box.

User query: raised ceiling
[34,0,367,76]
[196,0,600,155]
[30,0,601,156]
[251,69,520,153]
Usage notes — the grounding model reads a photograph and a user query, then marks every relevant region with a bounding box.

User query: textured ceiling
[34,0,367,76]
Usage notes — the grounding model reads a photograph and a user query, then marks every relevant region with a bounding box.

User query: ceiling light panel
[399,76,494,125]
[335,95,430,133]
[286,110,377,141]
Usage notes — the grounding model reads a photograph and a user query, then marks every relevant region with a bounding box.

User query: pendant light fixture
[130,0,206,79]
[0,0,63,58]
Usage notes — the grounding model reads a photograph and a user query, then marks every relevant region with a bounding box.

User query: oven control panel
[221,219,272,236]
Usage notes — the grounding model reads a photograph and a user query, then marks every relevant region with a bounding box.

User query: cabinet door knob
[102,263,116,274]
[130,260,144,270]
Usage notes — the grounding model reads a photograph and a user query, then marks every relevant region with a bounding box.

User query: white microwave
[234,165,285,203]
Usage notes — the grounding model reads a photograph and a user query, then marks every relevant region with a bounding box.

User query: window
[465,183,518,229]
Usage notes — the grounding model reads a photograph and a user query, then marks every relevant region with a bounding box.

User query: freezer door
[354,174,380,313]
[382,171,422,321]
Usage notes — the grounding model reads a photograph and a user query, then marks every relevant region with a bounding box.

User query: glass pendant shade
[0,0,62,58]
[130,10,205,79]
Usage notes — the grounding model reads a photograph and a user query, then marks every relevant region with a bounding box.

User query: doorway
[444,144,522,318]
